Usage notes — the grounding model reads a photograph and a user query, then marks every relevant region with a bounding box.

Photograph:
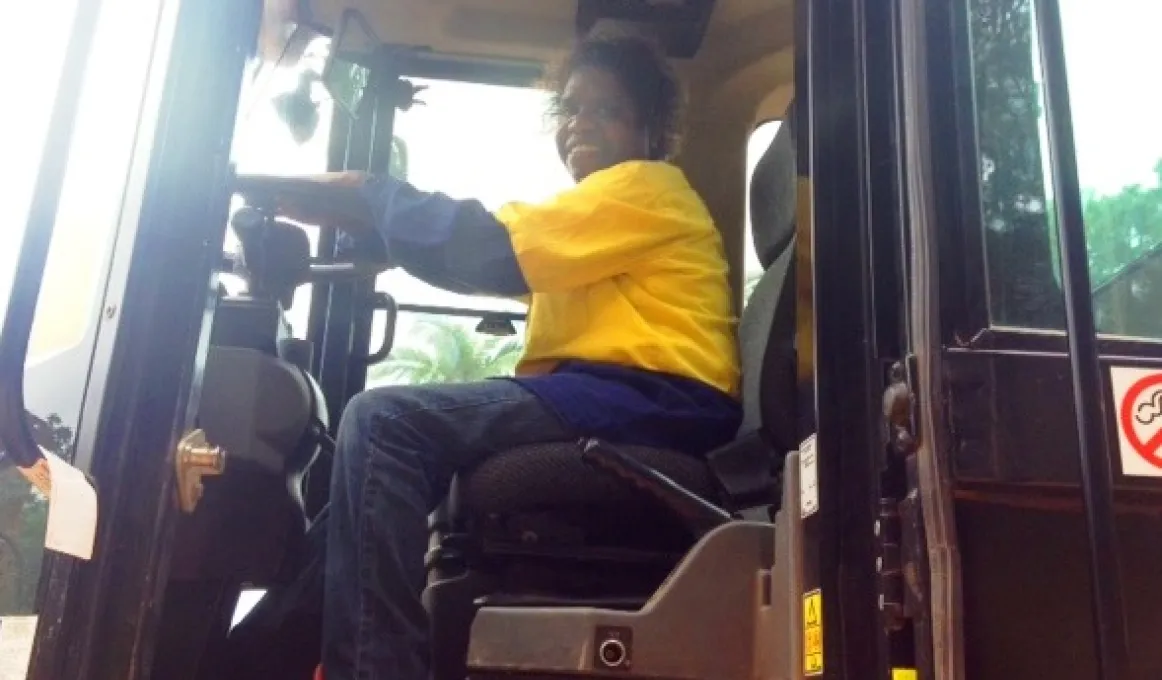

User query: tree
[971,0,1065,328]
[1086,159,1162,338]
[366,318,525,387]
[1084,159,1162,286]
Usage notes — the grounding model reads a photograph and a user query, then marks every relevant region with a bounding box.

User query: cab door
[891,0,1162,678]
[0,1,260,678]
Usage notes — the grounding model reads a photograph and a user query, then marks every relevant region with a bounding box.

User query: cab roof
[295,0,793,120]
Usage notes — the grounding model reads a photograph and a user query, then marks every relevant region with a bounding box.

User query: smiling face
[554,66,651,182]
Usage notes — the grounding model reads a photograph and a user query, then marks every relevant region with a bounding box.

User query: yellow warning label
[891,669,918,680]
[803,589,823,676]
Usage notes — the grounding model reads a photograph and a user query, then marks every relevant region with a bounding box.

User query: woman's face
[555,66,651,182]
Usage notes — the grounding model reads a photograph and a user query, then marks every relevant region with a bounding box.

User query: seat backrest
[738,110,798,453]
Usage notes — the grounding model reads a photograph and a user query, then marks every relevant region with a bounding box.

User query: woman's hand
[233,170,378,233]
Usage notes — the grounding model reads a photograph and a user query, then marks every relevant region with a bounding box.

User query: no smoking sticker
[1109,366,1162,477]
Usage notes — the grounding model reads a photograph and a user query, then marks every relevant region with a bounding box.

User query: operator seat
[424,109,801,680]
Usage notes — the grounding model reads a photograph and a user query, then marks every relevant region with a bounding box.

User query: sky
[1059,0,1162,196]
[2,0,1161,354]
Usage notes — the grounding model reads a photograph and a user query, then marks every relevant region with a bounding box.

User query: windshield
[364,76,571,387]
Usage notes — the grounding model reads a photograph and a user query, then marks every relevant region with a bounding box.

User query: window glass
[367,314,528,387]
[1065,0,1162,338]
[744,121,782,304]
[223,37,338,630]
[367,78,573,388]
[971,0,1162,338]
[227,37,334,338]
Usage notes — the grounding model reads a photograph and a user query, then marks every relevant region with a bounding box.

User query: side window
[970,0,1162,338]
[744,121,782,304]
[365,78,572,389]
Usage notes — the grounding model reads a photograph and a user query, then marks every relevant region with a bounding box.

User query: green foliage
[1085,159,1162,287]
[1085,160,1162,338]
[366,318,525,387]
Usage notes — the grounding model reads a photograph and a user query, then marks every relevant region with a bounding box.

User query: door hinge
[876,498,907,630]
[883,358,918,460]
[877,358,919,632]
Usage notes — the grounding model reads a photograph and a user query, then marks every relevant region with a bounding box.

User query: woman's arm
[235,171,530,297]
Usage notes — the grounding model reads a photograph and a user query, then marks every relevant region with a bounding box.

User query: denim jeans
[322,379,573,680]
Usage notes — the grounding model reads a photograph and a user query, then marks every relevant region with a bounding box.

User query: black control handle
[579,438,732,537]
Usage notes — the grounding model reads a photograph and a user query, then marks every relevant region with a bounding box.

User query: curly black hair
[544,33,686,161]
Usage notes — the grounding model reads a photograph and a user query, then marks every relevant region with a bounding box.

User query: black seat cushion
[460,442,714,516]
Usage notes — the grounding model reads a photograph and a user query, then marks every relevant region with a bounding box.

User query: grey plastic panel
[768,451,803,680]
[467,521,776,680]
[198,345,312,473]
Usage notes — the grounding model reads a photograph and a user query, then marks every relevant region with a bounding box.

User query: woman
[243,33,741,680]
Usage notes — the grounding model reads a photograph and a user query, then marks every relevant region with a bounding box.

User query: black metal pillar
[1032,1,1128,677]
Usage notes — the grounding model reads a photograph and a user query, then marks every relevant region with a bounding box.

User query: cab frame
[2,0,1149,679]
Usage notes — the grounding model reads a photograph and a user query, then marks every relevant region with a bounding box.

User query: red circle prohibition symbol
[1118,373,1162,470]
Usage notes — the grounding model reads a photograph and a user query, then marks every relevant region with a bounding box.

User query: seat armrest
[705,431,781,511]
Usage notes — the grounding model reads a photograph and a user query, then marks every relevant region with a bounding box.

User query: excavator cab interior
[151,1,805,679]
[12,1,1162,679]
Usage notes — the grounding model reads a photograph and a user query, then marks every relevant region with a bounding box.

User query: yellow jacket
[497,161,740,398]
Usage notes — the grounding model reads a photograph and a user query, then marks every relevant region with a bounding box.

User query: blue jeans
[322,379,573,680]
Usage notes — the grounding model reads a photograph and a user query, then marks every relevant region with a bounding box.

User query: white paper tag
[800,434,819,518]
[0,616,37,680]
[30,452,98,561]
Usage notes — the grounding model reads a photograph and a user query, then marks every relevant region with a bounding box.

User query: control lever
[579,438,732,537]
[228,206,310,309]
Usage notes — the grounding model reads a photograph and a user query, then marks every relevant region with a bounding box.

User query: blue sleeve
[355,175,529,297]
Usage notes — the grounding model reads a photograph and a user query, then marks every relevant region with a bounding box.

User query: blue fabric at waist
[506,360,741,457]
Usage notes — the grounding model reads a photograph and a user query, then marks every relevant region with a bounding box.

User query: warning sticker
[800,435,819,519]
[803,589,823,676]
[891,669,918,680]
[1109,366,1162,478]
